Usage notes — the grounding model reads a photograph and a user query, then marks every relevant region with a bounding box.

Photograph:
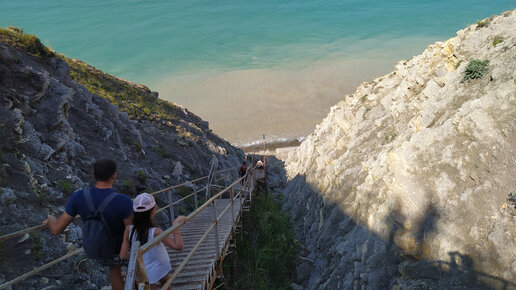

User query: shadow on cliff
[279,170,515,289]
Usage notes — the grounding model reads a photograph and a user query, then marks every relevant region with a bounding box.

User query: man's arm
[123,216,132,227]
[119,225,131,259]
[43,212,74,235]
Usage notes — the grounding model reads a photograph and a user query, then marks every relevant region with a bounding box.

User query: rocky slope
[283,11,516,289]
[0,28,242,288]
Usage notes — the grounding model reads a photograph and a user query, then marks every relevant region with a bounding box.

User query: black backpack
[82,188,120,260]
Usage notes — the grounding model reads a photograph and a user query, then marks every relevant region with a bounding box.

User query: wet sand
[150,39,434,145]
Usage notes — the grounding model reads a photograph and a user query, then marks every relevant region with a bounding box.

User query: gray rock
[0,188,16,205]
[0,26,243,288]
[67,223,83,242]
[172,161,183,179]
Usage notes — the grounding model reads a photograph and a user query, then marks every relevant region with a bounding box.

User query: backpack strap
[97,192,118,235]
[83,188,96,213]
[98,192,118,213]
[83,189,118,236]
[83,188,117,214]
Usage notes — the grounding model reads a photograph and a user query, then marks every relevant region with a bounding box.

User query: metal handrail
[0,224,48,242]
[149,176,208,196]
[155,186,207,214]
[0,166,240,242]
[126,167,255,289]
[0,248,84,289]
[0,165,241,289]
[158,172,252,289]
[161,222,217,289]
[140,175,246,255]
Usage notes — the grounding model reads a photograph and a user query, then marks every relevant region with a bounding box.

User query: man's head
[242,161,247,166]
[93,159,117,182]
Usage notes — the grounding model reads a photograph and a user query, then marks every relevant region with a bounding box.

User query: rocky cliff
[0,27,242,288]
[283,11,516,289]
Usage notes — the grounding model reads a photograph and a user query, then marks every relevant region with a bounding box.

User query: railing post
[205,182,211,201]
[212,200,221,258]
[230,187,235,223]
[125,241,140,290]
[205,164,214,200]
[194,189,199,209]
[168,189,175,224]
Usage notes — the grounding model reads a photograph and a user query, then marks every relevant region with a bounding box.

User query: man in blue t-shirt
[44,159,132,290]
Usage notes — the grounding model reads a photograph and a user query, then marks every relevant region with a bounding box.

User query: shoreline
[239,136,304,153]
[150,37,438,145]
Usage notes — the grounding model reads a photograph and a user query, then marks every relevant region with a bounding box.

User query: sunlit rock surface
[284,10,516,289]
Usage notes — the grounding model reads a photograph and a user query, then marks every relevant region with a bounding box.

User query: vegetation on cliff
[0,26,193,127]
[223,193,299,289]
[461,59,489,82]
[0,26,54,58]
[65,58,181,123]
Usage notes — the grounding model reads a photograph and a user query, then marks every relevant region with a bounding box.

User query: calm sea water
[2,1,513,144]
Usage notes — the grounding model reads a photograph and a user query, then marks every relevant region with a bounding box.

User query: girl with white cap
[119,193,186,289]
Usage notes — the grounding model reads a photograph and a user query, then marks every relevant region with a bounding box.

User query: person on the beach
[44,159,132,290]
[238,161,247,185]
[119,193,185,289]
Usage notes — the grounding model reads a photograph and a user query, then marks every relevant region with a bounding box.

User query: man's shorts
[98,255,129,267]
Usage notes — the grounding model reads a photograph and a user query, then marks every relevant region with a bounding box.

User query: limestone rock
[172,161,183,179]
[0,188,16,205]
[283,10,516,289]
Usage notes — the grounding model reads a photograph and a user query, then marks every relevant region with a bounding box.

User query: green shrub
[384,133,397,144]
[362,107,371,119]
[176,186,192,197]
[508,192,516,208]
[223,194,299,289]
[29,232,44,259]
[476,19,490,28]
[361,94,368,103]
[121,179,135,195]
[0,26,54,58]
[493,36,503,46]
[462,59,488,82]
[56,180,73,195]
[152,144,168,158]
[134,141,142,151]
[455,59,463,69]
[34,188,48,201]
[136,170,147,184]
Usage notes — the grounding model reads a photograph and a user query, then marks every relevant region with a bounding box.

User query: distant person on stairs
[238,161,247,185]
[43,159,133,290]
[119,193,185,290]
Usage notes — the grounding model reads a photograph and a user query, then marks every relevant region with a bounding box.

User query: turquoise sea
[2,1,514,144]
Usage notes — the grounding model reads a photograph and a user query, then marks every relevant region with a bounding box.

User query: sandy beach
[152,56,400,145]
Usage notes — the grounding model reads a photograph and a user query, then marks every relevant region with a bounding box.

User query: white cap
[133,193,156,212]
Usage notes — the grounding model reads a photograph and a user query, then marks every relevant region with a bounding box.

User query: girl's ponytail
[131,209,155,244]
[131,193,157,244]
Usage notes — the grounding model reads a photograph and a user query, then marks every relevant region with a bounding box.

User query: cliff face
[283,11,516,289]
[0,29,242,288]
